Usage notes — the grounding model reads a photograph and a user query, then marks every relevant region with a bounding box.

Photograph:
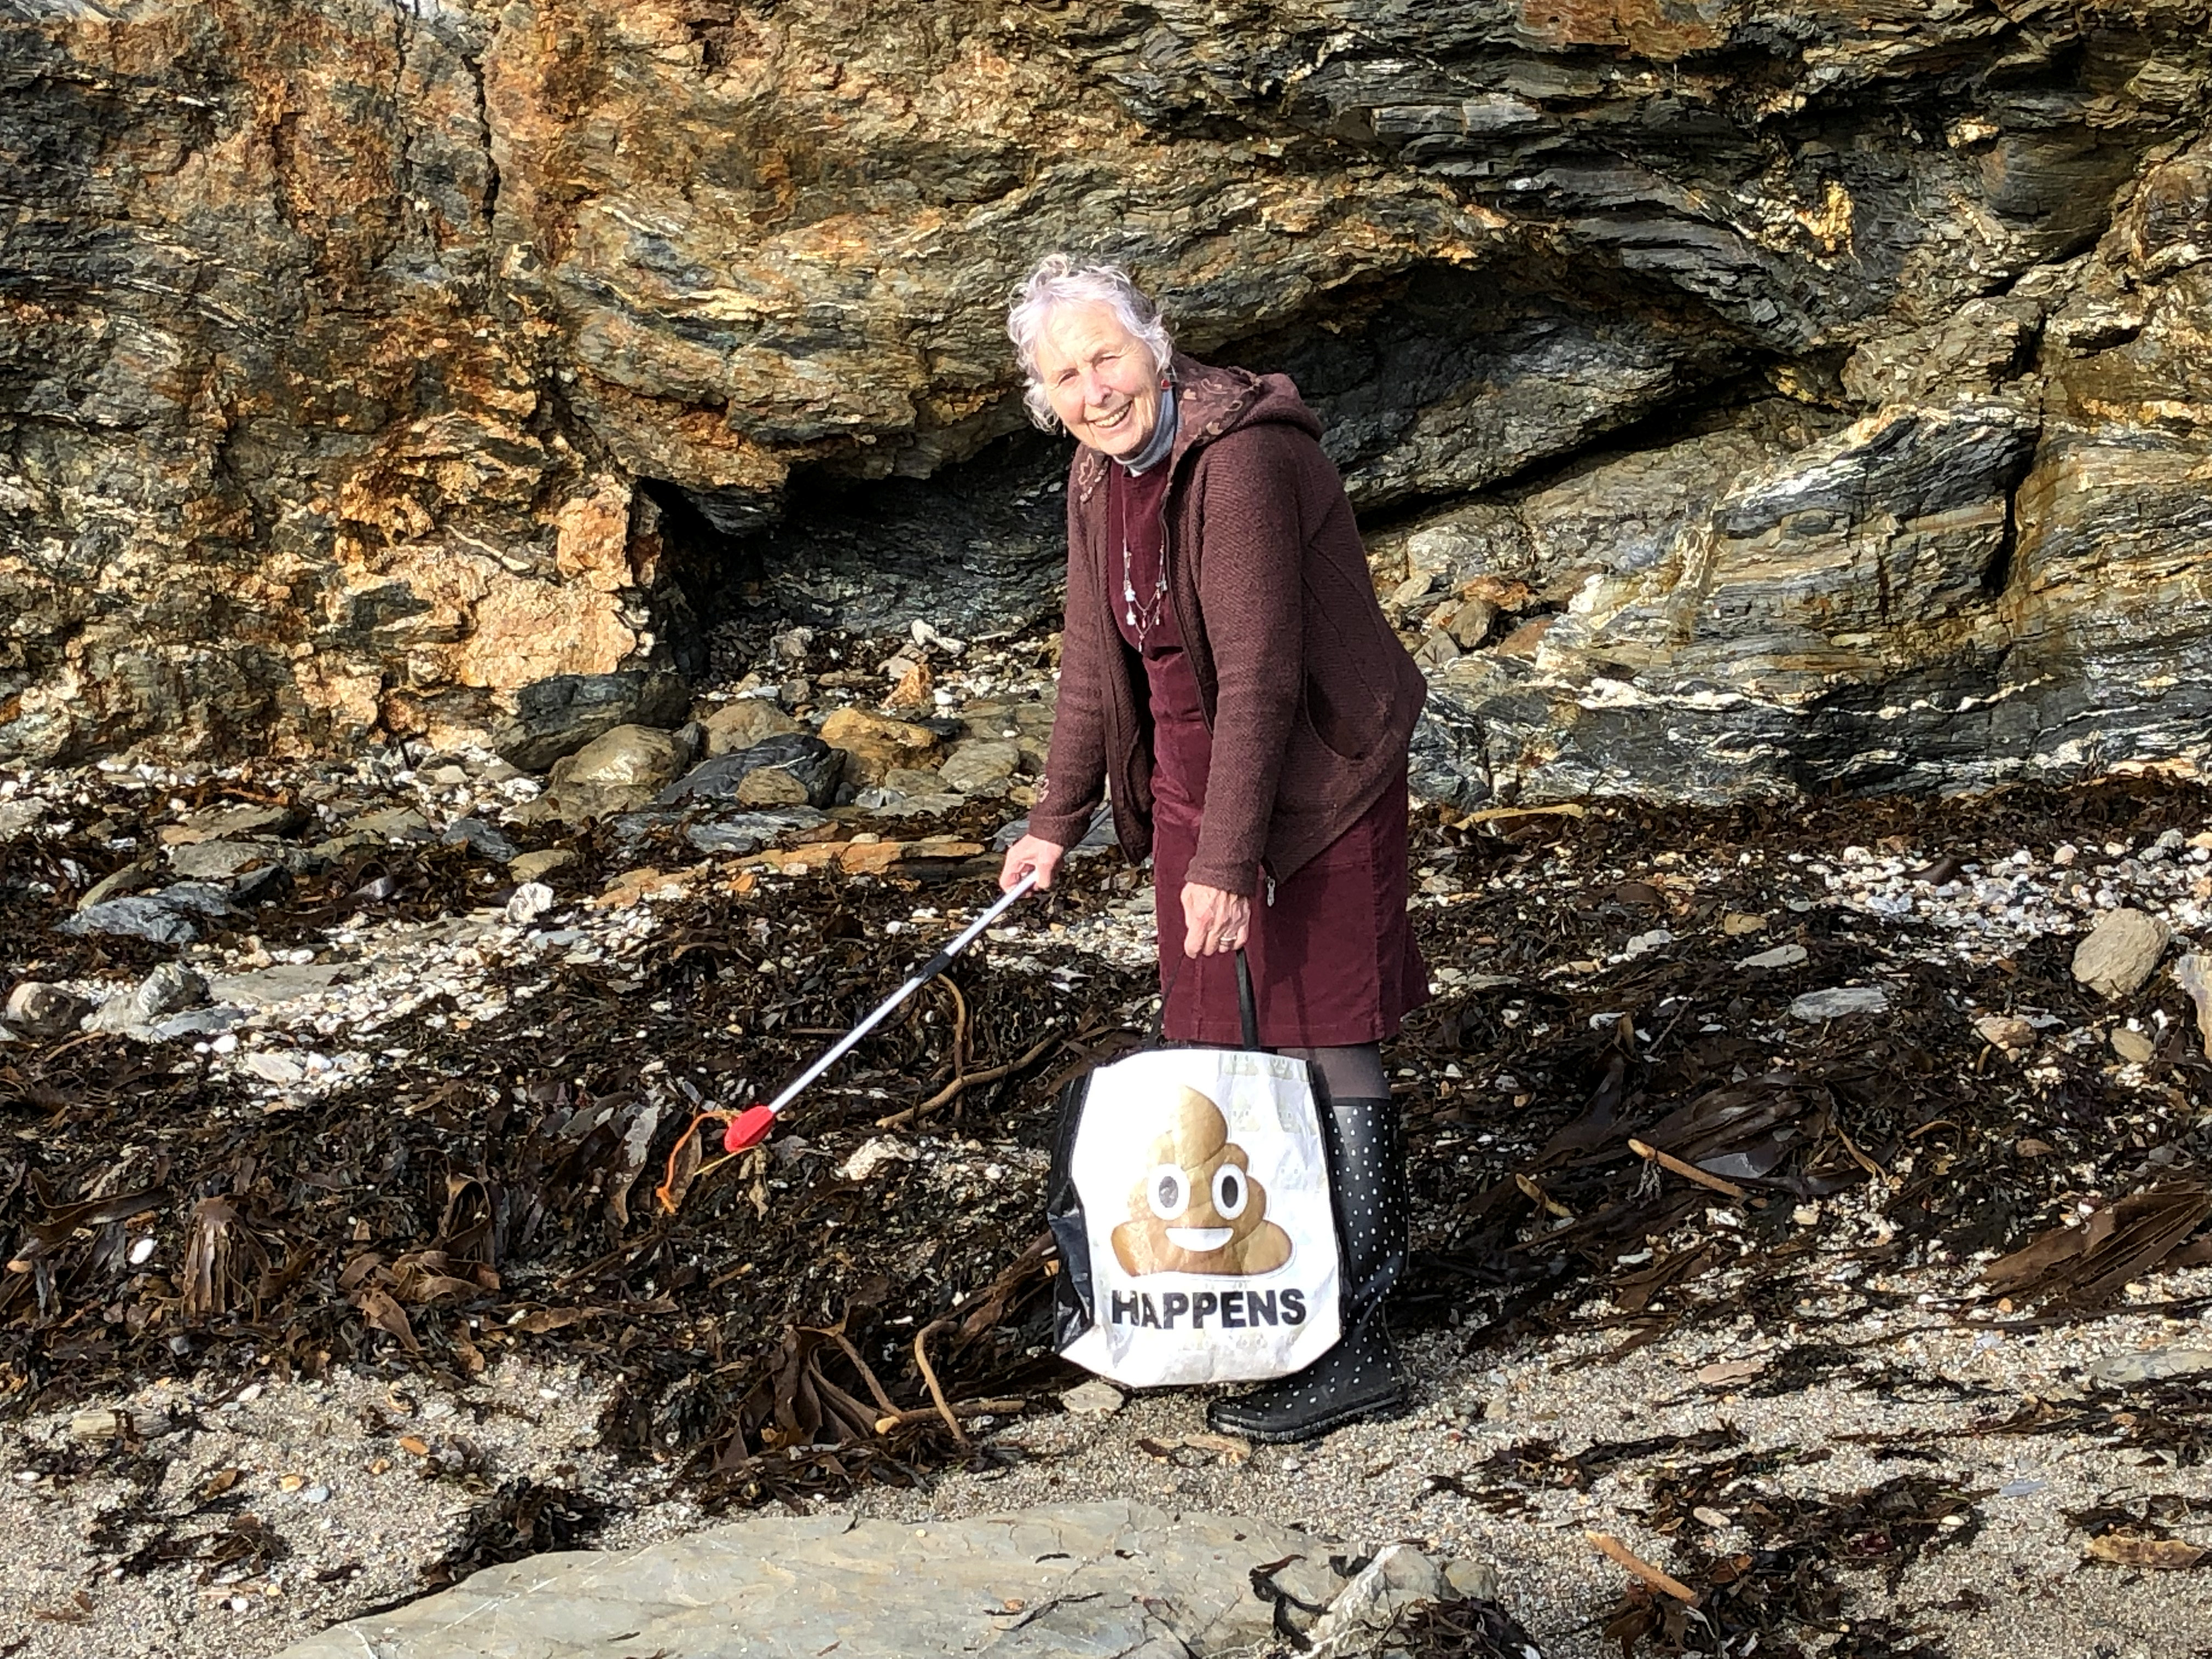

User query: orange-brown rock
[0,0,2206,807]
[819,709,943,786]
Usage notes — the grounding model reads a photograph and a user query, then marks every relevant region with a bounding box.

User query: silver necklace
[1118,474,1168,640]
[1122,539,1168,637]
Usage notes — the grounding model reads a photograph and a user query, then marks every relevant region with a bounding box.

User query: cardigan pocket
[1301,671,1383,761]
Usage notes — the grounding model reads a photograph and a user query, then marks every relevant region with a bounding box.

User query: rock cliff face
[2,0,2208,798]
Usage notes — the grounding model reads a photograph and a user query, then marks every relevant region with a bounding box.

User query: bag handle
[1233,949,1259,1051]
[1148,947,1261,1051]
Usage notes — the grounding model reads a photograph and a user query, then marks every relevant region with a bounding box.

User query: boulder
[2072,908,2172,998]
[658,735,843,809]
[683,809,828,856]
[1444,596,1499,650]
[354,805,433,840]
[61,884,234,946]
[736,752,843,807]
[936,738,1022,797]
[702,697,801,758]
[960,699,1056,772]
[494,673,691,772]
[166,839,287,882]
[268,1501,1494,1659]
[819,708,943,785]
[2111,1026,2157,1063]
[441,817,521,863]
[1412,629,1462,669]
[557,725,689,791]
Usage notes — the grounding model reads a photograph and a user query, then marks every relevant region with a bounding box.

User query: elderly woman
[996,255,1430,1442]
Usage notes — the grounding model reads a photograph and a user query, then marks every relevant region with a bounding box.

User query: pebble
[838,1137,921,1182]
[2110,1027,2156,1064]
[1060,1380,1125,1417]
[1973,1013,2037,1052]
[1738,943,1808,969]
[1788,986,1890,1020]
[506,882,557,925]
[2071,906,2171,998]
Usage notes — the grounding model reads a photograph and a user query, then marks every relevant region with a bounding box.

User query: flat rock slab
[204,963,360,1008]
[274,1502,1479,1659]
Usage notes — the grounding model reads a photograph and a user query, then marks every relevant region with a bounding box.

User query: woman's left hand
[1181,882,1251,958]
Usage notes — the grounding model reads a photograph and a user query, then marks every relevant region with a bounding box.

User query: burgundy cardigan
[1027,354,1426,894]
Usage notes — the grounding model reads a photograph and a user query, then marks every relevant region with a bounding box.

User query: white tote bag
[1046,956,1342,1387]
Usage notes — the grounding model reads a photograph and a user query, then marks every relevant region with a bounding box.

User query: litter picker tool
[676,876,1040,1159]
[654,873,1041,1213]
[720,871,1039,1152]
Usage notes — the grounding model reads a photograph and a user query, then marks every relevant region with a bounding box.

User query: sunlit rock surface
[1,0,2207,799]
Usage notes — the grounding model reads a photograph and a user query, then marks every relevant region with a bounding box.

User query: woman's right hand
[999,833,1066,892]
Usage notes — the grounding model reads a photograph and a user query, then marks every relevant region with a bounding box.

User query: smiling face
[1111,1088,1293,1278]
[1032,300,1165,460]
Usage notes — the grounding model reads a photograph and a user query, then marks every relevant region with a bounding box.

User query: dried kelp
[5,770,2212,1531]
[1603,1453,1980,1657]
[417,1480,610,1588]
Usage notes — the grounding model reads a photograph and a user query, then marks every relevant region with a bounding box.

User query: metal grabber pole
[720,871,1040,1153]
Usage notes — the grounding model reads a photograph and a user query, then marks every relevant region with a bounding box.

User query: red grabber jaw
[723,1104,777,1153]
[716,871,1040,1159]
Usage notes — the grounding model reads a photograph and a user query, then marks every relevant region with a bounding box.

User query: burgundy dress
[1108,461,1430,1048]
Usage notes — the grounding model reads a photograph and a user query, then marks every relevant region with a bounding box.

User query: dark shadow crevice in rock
[680,427,1073,656]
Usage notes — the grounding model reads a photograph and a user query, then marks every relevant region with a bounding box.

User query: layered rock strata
[2,0,2208,800]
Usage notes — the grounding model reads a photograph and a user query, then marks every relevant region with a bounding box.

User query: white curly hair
[1006,253,1175,432]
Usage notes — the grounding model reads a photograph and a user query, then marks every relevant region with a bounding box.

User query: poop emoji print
[1058,1048,1342,1387]
[1112,1087,1292,1276]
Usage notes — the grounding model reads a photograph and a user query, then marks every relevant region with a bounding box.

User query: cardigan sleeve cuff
[1180,853,1259,897]
[1023,802,1094,849]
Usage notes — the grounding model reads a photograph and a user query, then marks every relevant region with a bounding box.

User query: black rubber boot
[1206,1097,1407,1443]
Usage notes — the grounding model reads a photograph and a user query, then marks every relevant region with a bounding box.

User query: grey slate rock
[146,1006,246,1042]
[166,838,287,881]
[1408,685,1495,812]
[354,805,434,841]
[992,801,1117,854]
[936,738,1022,795]
[177,802,307,840]
[681,808,830,856]
[271,1501,1487,1659]
[87,962,209,1035]
[63,896,200,946]
[1739,944,1809,969]
[658,734,842,809]
[61,882,234,945]
[204,963,360,1008]
[495,671,691,772]
[442,817,521,864]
